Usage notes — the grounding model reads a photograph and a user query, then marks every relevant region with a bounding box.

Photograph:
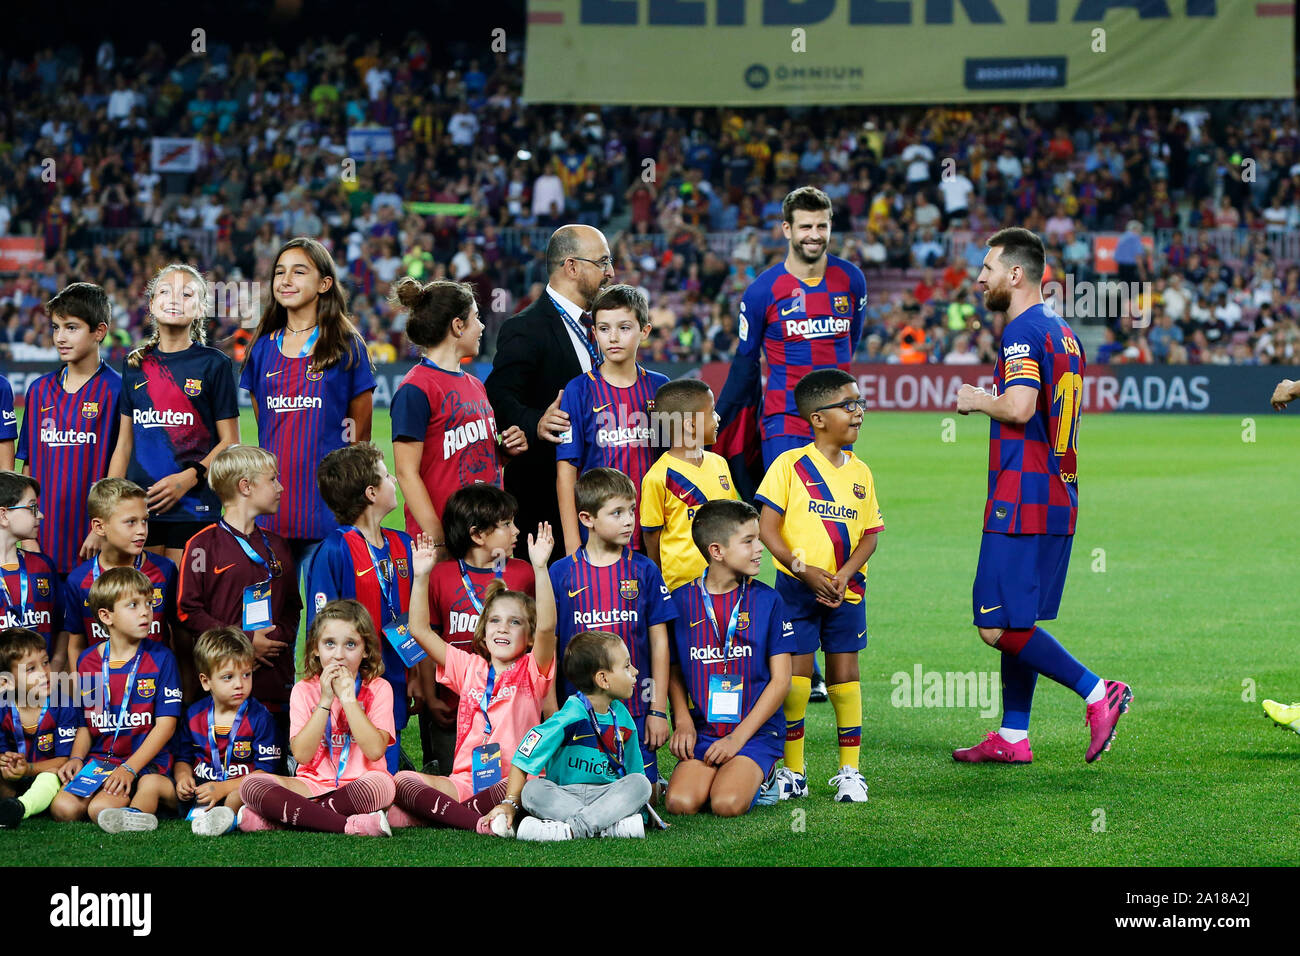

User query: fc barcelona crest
[853,483,866,499]
[832,294,851,316]
[737,611,750,630]
[184,378,202,397]
[306,369,324,382]
[620,579,639,601]
[718,476,731,491]
[233,740,252,760]
[36,577,49,597]
[136,677,156,699]
[394,557,409,578]
[81,401,99,420]
[37,732,53,753]
[152,586,164,608]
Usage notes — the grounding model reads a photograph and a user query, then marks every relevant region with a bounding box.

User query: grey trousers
[521,774,651,839]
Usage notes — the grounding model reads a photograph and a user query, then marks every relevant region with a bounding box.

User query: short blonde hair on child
[87,477,147,522]
[194,626,255,677]
[89,567,153,621]
[209,445,278,502]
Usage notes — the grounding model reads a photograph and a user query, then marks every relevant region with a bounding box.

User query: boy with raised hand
[550,468,675,792]
[305,442,414,773]
[63,478,177,676]
[177,446,300,758]
[640,379,739,592]
[50,567,181,833]
[755,369,883,803]
[556,285,669,556]
[19,282,122,576]
[486,630,652,841]
[0,627,82,828]
[664,500,795,817]
[174,627,281,836]
[0,472,69,672]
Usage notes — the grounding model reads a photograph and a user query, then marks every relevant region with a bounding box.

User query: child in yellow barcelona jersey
[754,369,883,804]
[640,380,739,592]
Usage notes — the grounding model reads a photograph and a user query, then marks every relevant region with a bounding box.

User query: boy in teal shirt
[487,630,651,840]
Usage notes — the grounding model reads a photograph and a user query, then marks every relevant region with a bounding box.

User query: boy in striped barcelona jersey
[63,479,177,676]
[556,284,668,556]
[19,282,122,577]
[549,468,675,794]
[664,500,795,818]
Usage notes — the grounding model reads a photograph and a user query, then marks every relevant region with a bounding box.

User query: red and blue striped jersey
[305,527,414,691]
[176,695,280,781]
[77,638,182,772]
[718,254,867,442]
[0,703,80,759]
[239,333,376,541]
[549,548,677,718]
[119,344,239,524]
[427,557,536,651]
[63,553,177,649]
[17,364,122,574]
[986,303,1084,536]
[557,366,669,550]
[669,577,795,739]
[391,359,503,539]
[0,552,64,654]
[0,373,17,442]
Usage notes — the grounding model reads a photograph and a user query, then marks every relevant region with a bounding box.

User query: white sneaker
[516,817,574,842]
[828,765,869,803]
[191,806,236,836]
[97,807,158,834]
[599,815,645,838]
[774,767,809,800]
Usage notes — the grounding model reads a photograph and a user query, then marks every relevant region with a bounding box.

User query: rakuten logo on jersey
[133,409,195,428]
[89,710,153,731]
[194,762,250,781]
[443,419,492,459]
[785,317,851,339]
[1,609,50,628]
[39,427,96,447]
[1003,342,1031,358]
[688,644,753,662]
[267,395,323,413]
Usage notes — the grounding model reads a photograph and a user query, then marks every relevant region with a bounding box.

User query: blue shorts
[972,532,1072,630]
[761,431,809,471]
[631,713,660,784]
[692,729,784,809]
[776,573,868,656]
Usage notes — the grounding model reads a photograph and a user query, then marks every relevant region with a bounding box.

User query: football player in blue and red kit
[954,227,1131,765]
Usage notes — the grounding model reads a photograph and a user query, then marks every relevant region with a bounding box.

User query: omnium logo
[132,409,194,428]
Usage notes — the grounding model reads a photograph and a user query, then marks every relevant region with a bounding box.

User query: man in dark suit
[487,224,615,560]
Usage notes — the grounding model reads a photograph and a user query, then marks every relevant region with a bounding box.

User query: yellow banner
[524,1,1294,105]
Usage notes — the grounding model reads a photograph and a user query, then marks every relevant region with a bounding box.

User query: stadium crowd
[1,36,1299,369]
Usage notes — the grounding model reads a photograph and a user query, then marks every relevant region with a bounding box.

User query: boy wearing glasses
[63,479,178,680]
[555,284,668,556]
[755,370,883,804]
[177,446,300,767]
[0,473,69,672]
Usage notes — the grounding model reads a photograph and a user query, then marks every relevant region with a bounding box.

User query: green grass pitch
[5,409,1298,866]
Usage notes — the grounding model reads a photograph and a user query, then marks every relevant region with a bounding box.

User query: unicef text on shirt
[132,409,195,427]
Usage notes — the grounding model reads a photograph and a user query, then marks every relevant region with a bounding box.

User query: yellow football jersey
[640,450,740,591]
[755,443,884,604]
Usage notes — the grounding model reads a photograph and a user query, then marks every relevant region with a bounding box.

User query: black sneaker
[809,675,828,703]
[0,798,25,829]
